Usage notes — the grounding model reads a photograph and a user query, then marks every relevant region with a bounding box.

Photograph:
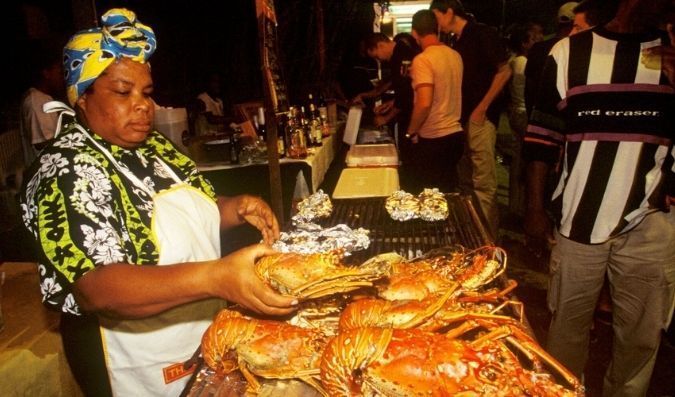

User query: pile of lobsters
[200,246,584,397]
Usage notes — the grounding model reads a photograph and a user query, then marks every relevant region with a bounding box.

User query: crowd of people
[350,0,674,395]
[13,0,675,396]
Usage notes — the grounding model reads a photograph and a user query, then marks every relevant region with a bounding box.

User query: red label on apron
[162,362,196,384]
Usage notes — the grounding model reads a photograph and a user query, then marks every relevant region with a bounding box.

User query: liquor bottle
[311,116,323,146]
[307,93,320,120]
[318,92,331,137]
[256,106,266,142]
[318,92,328,120]
[299,106,314,147]
[286,109,307,159]
[276,113,286,158]
[230,133,240,164]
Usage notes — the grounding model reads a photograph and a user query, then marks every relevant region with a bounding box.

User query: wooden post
[316,0,326,78]
[256,0,285,225]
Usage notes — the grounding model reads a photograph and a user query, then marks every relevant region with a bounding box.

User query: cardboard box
[332,167,399,198]
[154,107,189,154]
[345,144,398,167]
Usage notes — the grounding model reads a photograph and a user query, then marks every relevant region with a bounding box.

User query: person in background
[524,2,578,117]
[19,9,296,396]
[362,32,421,188]
[194,71,229,135]
[19,41,66,166]
[430,0,512,239]
[337,38,379,107]
[505,22,542,217]
[570,0,619,36]
[523,0,675,393]
[405,10,465,194]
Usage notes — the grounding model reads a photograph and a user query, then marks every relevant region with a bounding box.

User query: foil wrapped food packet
[385,190,420,221]
[273,224,370,255]
[292,189,333,225]
[418,188,449,221]
[385,188,448,222]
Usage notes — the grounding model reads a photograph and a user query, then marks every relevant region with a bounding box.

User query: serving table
[192,127,342,220]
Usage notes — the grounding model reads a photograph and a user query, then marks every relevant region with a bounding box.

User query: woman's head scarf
[63,8,156,106]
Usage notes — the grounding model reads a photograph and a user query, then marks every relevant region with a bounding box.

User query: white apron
[45,102,224,396]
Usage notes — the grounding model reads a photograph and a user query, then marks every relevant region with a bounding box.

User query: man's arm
[524,160,553,240]
[642,23,675,87]
[469,61,512,124]
[406,84,433,140]
[522,47,566,241]
[73,244,296,319]
[351,80,392,106]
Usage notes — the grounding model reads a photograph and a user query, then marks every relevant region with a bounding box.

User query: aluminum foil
[385,189,448,221]
[292,189,333,225]
[385,190,420,221]
[273,223,370,255]
[418,188,449,221]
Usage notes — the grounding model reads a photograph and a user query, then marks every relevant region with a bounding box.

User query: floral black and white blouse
[20,117,217,315]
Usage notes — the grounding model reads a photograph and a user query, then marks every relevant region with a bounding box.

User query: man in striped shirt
[523,0,675,394]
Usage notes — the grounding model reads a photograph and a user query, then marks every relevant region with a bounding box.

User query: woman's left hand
[237,195,280,244]
[217,195,278,244]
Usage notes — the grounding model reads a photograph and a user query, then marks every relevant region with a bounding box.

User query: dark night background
[3,0,563,129]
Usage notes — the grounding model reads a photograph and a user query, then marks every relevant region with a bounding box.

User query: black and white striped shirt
[524,26,675,244]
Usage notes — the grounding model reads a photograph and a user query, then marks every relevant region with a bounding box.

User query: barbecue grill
[318,193,491,263]
[182,194,498,397]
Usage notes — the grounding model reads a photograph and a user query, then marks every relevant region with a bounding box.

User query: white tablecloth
[197,131,340,193]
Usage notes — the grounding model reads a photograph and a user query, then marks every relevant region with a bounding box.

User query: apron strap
[73,124,156,196]
[154,157,184,185]
[44,101,185,194]
[43,101,76,138]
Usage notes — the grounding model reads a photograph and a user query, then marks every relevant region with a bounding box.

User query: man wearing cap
[430,0,512,239]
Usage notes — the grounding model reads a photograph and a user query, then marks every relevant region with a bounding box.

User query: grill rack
[318,194,491,263]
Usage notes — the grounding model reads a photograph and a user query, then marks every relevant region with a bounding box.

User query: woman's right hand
[208,244,297,316]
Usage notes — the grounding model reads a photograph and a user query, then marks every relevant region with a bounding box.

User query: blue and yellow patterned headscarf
[64,8,157,106]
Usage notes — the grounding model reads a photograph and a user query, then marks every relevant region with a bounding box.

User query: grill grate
[318,194,491,264]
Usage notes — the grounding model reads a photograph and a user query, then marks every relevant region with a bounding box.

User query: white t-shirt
[195,93,225,135]
[508,54,527,113]
[197,92,224,116]
[21,88,57,145]
[410,44,463,139]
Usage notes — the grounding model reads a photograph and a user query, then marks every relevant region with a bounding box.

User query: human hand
[469,107,487,125]
[373,114,389,127]
[351,94,365,107]
[236,195,280,244]
[210,244,297,315]
[642,24,675,87]
[524,209,555,259]
[374,101,393,115]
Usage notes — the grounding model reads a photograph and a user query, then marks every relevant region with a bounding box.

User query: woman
[19,9,296,396]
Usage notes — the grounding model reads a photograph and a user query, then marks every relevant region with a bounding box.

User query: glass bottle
[276,113,286,158]
[286,109,307,159]
[299,106,314,147]
[256,106,266,142]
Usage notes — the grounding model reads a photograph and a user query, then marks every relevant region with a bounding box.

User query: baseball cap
[557,2,579,23]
